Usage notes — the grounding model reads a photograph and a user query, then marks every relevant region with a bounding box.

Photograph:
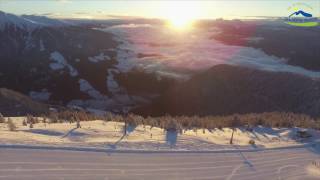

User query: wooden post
[123,109,128,136]
[230,128,235,144]
[230,116,239,144]
[124,120,127,135]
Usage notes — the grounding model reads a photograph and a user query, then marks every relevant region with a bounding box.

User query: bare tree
[123,108,129,136]
[230,116,240,144]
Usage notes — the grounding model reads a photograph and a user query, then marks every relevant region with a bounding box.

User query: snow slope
[49,51,78,77]
[88,53,111,63]
[0,11,67,31]
[1,117,320,151]
[0,148,319,180]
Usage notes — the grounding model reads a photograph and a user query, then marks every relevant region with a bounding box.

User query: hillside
[0,88,48,116]
[135,65,320,116]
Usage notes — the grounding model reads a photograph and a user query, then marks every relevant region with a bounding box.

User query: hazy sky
[0,0,319,19]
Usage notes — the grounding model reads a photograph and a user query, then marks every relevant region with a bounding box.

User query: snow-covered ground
[1,117,320,179]
[1,117,320,152]
[29,90,51,101]
[49,51,78,77]
[88,53,111,63]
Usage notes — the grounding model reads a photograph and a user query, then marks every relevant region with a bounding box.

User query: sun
[168,15,194,30]
[164,1,200,30]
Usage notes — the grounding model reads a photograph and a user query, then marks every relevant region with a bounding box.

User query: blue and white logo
[285,3,319,27]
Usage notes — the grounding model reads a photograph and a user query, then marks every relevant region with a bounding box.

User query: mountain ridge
[0,11,68,31]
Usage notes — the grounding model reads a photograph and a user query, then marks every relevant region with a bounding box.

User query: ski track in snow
[0,147,319,180]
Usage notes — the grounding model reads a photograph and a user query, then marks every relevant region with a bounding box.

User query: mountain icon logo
[289,10,313,18]
[285,3,318,27]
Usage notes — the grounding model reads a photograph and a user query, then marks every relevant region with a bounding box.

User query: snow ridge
[0,11,67,31]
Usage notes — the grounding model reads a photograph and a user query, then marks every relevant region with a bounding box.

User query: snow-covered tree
[7,118,16,131]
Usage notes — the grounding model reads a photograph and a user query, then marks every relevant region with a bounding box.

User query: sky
[0,0,319,19]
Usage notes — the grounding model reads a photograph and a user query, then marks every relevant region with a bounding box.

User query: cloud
[104,23,320,79]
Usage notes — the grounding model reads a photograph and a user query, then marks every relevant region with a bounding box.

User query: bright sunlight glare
[163,1,201,30]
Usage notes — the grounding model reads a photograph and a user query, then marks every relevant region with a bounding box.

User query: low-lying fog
[102,23,320,79]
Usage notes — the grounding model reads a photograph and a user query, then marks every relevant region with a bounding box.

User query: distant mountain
[0,11,168,114]
[1,11,320,117]
[135,64,320,117]
[0,11,117,109]
[0,11,67,31]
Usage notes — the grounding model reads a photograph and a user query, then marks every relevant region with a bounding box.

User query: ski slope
[0,147,320,180]
[1,119,320,151]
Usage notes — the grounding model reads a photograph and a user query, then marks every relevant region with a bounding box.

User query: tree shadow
[233,145,255,170]
[61,128,86,138]
[106,124,137,151]
[126,124,136,134]
[286,128,316,144]
[253,127,289,139]
[22,129,64,137]
[166,129,178,148]
[107,134,126,150]
[306,144,320,155]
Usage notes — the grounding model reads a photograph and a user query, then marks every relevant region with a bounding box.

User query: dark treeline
[36,111,320,130]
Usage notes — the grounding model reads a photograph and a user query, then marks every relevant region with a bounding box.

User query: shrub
[249,139,255,145]
[104,112,113,122]
[26,114,38,124]
[44,110,100,124]
[22,119,27,126]
[29,122,33,128]
[7,118,16,131]
[43,117,47,123]
[26,114,32,123]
